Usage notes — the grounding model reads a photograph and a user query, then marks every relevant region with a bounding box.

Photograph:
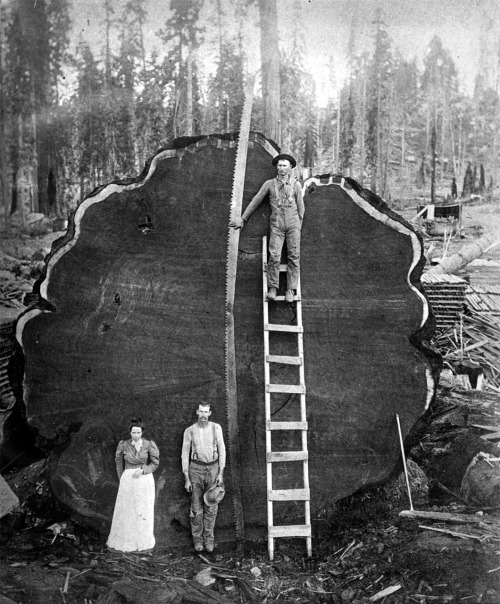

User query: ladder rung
[274,295,301,302]
[266,355,302,365]
[267,421,308,430]
[279,264,288,272]
[266,384,306,394]
[266,384,305,394]
[269,525,311,538]
[267,451,308,462]
[269,488,310,501]
[265,323,303,333]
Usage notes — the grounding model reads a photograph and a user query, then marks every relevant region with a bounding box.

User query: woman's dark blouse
[115,438,160,479]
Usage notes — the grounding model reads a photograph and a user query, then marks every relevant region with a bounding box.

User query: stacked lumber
[430,285,500,390]
[421,273,468,329]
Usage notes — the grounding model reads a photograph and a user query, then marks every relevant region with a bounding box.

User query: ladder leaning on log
[262,235,312,561]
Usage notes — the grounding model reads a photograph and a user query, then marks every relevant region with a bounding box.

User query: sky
[69,0,499,104]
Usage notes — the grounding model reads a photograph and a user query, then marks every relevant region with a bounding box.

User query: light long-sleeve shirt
[181,422,226,473]
[241,176,304,222]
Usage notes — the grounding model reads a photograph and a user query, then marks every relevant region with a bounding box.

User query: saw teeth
[224,76,255,541]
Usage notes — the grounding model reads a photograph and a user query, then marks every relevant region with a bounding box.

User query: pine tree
[74,41,108,199]
[0,2,11,223]
[461,162,473,197]
[479,163,485,193]
[365,12,393,195]
[259,0,280,145]
[5,0,70,218]
[207,40,245,133]
[339,82,356,176]
[421,36,458,192]
[158,0,205,138]
[135,51,170,164]
[393,56,420,188]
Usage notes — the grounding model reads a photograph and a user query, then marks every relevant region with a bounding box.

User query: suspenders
[191,423,218,464]
[274,177,297,208]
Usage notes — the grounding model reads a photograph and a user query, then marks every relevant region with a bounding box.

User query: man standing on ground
[230,154,304,303]
[182,402,226,553]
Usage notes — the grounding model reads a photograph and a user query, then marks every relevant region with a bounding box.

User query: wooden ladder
[262,235,312,561]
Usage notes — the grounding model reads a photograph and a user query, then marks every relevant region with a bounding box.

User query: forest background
[0,0,499,224]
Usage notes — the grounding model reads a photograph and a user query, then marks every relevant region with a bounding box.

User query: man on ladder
[230,154,304,303]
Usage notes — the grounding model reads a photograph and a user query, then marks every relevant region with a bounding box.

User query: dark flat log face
[18,138,434,545]
[301,181,431,502]
[234,177,433,526]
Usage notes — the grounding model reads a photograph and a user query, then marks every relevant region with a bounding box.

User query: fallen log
[399,509,497,525]
[418,524,489,542]
[460,453,500,508]
[428,234,500,275]
[95,576,234,604]
[410,387,500,503]
[13,134,437,546]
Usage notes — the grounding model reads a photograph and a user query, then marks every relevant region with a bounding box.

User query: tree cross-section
[15,136,436,547]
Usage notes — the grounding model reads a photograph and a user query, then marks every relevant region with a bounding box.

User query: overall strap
[288,176,297,201]
[212,423,217,461]
[274,177,296,206]
[191,425,199,460]
[274,178,281,205]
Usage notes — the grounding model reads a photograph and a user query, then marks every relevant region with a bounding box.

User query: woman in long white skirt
[107,417,159,553]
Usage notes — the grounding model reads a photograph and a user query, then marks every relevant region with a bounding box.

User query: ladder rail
[263,235,312,560]
[296,274,312,556]
[263,236,275,560]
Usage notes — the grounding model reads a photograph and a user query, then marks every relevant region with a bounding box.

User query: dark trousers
[189,463,219,546]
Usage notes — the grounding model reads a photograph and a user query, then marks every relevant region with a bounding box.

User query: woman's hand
[132,469,143,479]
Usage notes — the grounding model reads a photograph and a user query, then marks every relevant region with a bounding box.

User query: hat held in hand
[203,483,225,506]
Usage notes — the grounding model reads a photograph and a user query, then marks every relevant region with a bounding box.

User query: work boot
[267,287,277,301]
[204,541,214,553]
[285,289,294,303]
[193,540,203,552]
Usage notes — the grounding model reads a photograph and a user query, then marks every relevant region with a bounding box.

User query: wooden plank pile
[421,272,468,329]
[430,286,500,390]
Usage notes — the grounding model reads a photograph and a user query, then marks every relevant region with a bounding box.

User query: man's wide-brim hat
[203,483,225,506]
[272,154,296,168]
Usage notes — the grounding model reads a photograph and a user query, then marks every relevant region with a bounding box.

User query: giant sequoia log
[15,133,436,547]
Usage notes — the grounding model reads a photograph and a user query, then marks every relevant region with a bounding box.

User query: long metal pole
[396,414,414,511]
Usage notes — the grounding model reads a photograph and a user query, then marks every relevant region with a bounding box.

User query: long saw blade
[225,75,255,541]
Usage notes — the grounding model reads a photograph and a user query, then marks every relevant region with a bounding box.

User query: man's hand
[184,478,192,493]
[132,469,143,479]
[216,472,224,486]
[229,217,244,230]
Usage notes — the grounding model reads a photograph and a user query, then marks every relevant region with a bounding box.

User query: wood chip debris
[369,583,402,601]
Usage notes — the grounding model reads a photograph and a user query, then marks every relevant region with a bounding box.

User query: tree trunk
[186,53,193,136]
[460,453,500,507]
[400,117,405,179]
[410,387,500,503]
[17,0,41,216]
[14,135,435,545]
[0,3,10,226]
[430,123,437,204]
[259,0,281,145]
[428,234,500,275]
[359,71,366,184]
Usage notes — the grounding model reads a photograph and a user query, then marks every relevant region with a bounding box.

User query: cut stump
[14,135,436,546]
